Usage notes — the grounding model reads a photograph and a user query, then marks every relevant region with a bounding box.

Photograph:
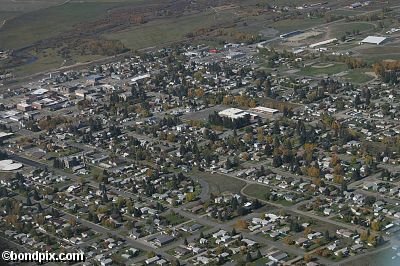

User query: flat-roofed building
[360,36,388,45]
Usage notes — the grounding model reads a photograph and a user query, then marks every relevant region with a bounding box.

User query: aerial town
[1,0,400,266]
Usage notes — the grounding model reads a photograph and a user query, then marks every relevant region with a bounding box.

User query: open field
[0,0,65,12]
[104,11,233,50]
[0,11,20,22]
[191,169,246,195]
[182,105,226,122]
[356,45,400,62]
[327,22,376,38]
[270,18,325,33]
[242,184,294,206]
[0,2,121,49]
[343,68,375,84]
[10,48,104,77]
[288,30,324,42]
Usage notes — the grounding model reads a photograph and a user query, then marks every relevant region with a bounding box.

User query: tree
[235,220,248,230]
[283,236,294,245]
[367,235,377,247]
[256,249,262,259]
[171,260,181,266]
[231,228,237,236]
[371,221,381,231]
[304,253,313,263]
[186,192,196,202]
[246,252,252,262]
[324,230,330,241]
[360,231,368,242]
[146,251,156,258]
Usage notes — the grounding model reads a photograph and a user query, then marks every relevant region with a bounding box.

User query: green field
[0,0,65,12]
[242,184,268,200]
[163,212,188,226]
[0,11,20,22]
[105,11,232,50]
[191,169,246,195]
[357,45,400,63]
[0,2,121,49]
[328,22,376,38]
[10,48,104,77]
[343,68,375,84]
[299,63,348,77]
[242,184,294,206]
[270,18,325,33]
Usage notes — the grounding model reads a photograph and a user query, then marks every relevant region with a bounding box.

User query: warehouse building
[360,36,388,45]
[248,106,279,118]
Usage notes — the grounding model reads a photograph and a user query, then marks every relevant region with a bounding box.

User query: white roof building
[218,108,251,119]
[309,38,337,48]
[0,160,23,171]
[360,36,387,45]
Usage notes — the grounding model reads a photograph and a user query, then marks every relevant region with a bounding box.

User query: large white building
[248,106,279,117]
[309,38,337,48]
[360,36,387,45]
[218,108,250,119]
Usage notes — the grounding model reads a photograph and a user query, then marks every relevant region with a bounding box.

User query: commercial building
[309,38,338,48]
[248,106,279,117]
[360,36,387,45]
[218,108,251,119]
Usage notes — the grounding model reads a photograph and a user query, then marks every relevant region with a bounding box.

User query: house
[324,208,332,216]
[295,237,308,246]
[336,229,353,238]
[153,235,175,247]
[351,243,364,252]
[242,238,257,247]
[145,256,160,265]
[100,258,113,266]
[307,232,322,240]
[334,247,349,257]
[197,256,210,264]
[212,230,227,238]
[268,251,288,262]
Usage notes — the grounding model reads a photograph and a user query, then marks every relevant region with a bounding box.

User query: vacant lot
[191,169,246,195]
[182,105,227,122]
[300,63,348,77]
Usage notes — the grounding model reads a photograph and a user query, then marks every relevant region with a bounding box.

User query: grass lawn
[12,48,104,77]
[163,212,188,226]
[242,184,268,200]
[344,68,375,84]
[299,63,348,77]
[242,184,294,206]
[191,169,246,194]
